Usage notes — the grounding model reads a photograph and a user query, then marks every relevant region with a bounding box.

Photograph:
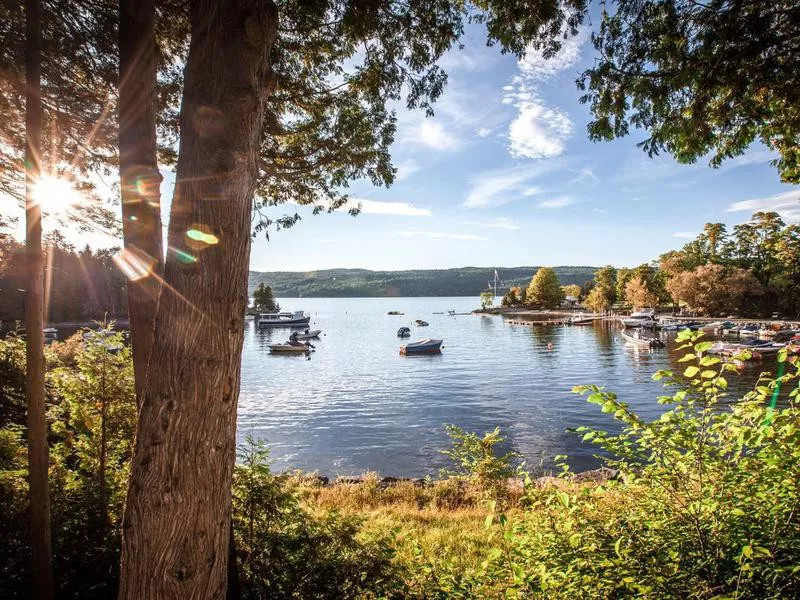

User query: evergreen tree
[252,283,279,312]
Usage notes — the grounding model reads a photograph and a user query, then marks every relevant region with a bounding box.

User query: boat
[387,311,404,315]
[655,317,685,330]
[447,310,456,316]
[621,330,665,348]
[620,308,656,329]
[569,314,598,325]
[400,338,443,355]
[269,342,313,354]
[737,324,760,337]
[397,327,411,337]
[291,329,321,340]
[257,310,311,328]
[43,327,58,343]
[415,320,429,327]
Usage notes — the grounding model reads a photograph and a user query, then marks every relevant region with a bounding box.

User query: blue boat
[400,338,443,355]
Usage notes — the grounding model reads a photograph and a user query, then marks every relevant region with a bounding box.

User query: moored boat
[569,314,598,325]
[397,327,411,337]
[269,342,312,354]
[388,311,404,315]
[400,338,443,355]
[415,320,429,327]
[292,329,321,340]
[621,330,665,348]
[620,309,656,329]
[257,310,311,328]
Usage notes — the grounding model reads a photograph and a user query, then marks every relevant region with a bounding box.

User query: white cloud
[569,167,599,185]
[726,190,800,223]
[508,102,572,159]
[463,162,561,208]
[503,29,587,160]
[462,217,520,231]
[476,127,492,138]
[394,159,421,182]
[414,120,459,151]
[537,196,573,209]
[347,198,431,217]
[672,232,697,239]
[395,230,487,241]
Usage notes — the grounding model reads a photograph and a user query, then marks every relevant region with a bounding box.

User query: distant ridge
[248,266,598,298]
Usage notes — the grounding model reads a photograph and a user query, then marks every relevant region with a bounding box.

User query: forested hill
[248,266,598,298]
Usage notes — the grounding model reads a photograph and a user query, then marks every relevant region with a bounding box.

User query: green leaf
[699,355,721,366]
[683,366,700,378]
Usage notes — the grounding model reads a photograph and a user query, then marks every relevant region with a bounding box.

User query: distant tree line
[250,266,597,298]
[576,212,799,318]
[0,232,127,325]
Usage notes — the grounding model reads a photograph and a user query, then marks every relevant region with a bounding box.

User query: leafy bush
[232,438,403,599]
[421,331,800,598]
[441,425,518,506]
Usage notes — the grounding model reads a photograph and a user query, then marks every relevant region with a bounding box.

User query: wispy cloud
[412,121,460,151]
[395,230,487,241]
[537,196,573,209]
[394,159,421,182]
[591,207,608,214]
[503,29,587,160]
[462,217,520,231]
[569,167,599,185]
[726,190,800,223]
[463,162,562,209]
[475,127,492,138]
[348,198,432,217]
[672,232,697,239]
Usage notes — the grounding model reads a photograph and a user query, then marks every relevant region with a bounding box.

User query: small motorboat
[447,310,456,316]
[257,310,311,328]
[292,329,321,340]
[387,311,404,315]
[621,330,665,349]
[569,314,597,326]
[656,317,684,330]
[400,338,443,355]
[43,327,59,343]
[415,320,429,327]
[397,327,411,337]
[269,341,313,354]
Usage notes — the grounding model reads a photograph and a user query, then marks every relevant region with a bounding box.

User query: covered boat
[400,338,443,355]
[620,309,656,329]
[257,310,311,328]
[269,342,312,354]
[397,327,411,337]
[415,320,429,326]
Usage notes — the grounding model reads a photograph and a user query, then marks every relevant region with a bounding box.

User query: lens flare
[32,176,83,214]
[113,248,156,281]
[186,225,219,247]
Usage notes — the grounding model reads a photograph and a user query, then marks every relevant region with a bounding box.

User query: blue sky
[11,22,799,271]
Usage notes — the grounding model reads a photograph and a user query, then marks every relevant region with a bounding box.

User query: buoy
[547,342,553,350]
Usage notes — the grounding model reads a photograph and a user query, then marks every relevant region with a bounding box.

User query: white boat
[620,308,656,329]
[257,310,310,328]
[569,314,598,325]
[698,321,724,333]
[291,329,321,340]
[655,317,684,330]
[621,330,665,348]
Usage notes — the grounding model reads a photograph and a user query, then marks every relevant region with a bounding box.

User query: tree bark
[119,0,163,404]
[119,1,277,598]
[25,0,54,597]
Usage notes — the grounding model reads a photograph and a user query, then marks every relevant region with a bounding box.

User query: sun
[32,176,83,213]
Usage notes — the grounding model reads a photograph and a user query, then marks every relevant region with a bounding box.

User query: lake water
[237,297,770,477]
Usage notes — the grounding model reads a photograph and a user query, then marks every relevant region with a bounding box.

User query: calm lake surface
[237,297,769,477]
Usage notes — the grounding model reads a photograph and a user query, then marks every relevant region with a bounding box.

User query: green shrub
[428,331,800,598]
[232,438,404,599]
[441,425,518,505]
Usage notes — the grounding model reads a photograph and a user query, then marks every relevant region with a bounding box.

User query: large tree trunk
[118,1,277,598]
[25,0,54,597]
[118,0,163,403]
